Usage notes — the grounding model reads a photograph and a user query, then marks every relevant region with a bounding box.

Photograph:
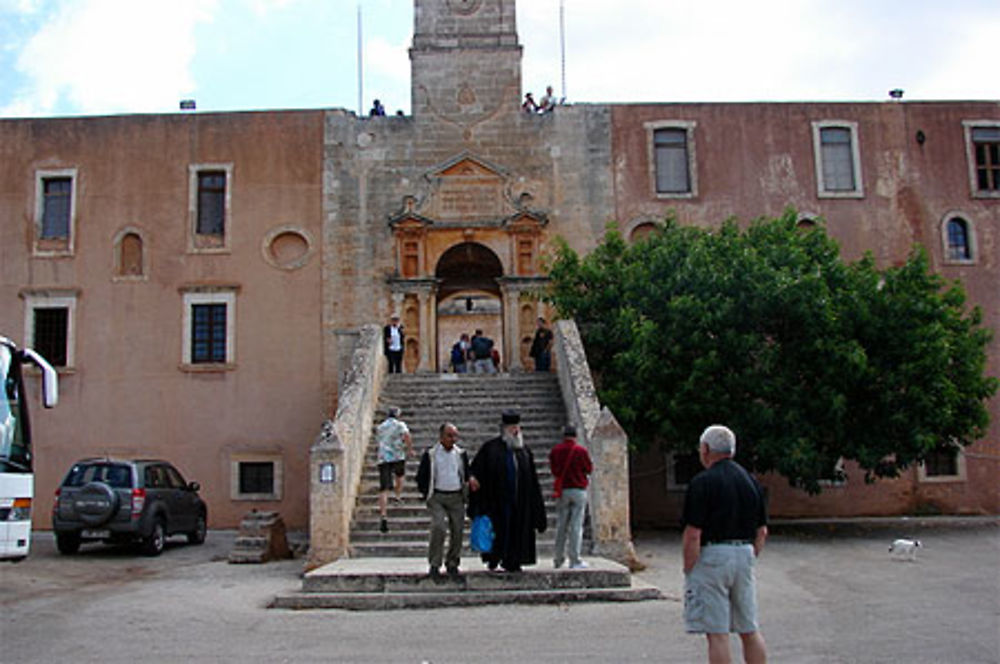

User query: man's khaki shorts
[684,543,759,634]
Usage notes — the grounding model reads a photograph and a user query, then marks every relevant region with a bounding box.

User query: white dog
[888,538,921,561]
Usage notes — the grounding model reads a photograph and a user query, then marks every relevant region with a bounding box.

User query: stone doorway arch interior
[436,242,504,371]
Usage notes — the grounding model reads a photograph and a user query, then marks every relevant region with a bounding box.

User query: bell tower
[410,0,522,122]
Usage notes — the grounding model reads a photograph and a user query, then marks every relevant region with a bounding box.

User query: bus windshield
[0,344,30,473]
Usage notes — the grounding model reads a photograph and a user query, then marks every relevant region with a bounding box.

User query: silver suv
[52,458,207,556]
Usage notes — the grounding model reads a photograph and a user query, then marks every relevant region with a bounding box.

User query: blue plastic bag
[470,514,494,553]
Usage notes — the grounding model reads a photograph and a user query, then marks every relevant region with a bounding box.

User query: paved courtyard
[2,519,997,663]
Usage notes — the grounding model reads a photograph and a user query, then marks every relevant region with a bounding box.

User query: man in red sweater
[548,424,593,569]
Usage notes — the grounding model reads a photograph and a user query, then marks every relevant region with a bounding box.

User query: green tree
[546,211,997,492]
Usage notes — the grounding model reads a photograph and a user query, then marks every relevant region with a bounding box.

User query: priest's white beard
[502,429,524,449]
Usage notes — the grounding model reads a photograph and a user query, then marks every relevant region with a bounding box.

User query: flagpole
[357,3,364,116]
[559,0,567,100]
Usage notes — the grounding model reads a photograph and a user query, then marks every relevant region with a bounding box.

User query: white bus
[1,336,58,561]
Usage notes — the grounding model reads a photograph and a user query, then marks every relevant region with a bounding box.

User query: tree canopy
[545,211,997,492]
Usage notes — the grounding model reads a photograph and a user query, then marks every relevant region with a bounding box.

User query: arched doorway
[435,242,504,371]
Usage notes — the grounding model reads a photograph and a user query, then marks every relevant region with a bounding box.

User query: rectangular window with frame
[820,128,855,191]
[230,455,282,500]
[812,121,863,198]
[197,171,226,236]
[918,442,966,483]
[181,288,237,369]
[22,291,78,370]
[238,461,275,495]
[923,447,959,478]
[654,128,692,194]
[41,177,72,239]
[191,303,227,364]
[34,168,77,255]
[971,126,1000,193]
[32,307,69,368]
[188,164,232,252]
[665,450,702,491]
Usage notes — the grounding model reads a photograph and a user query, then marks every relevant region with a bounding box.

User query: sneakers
[429,566,443,581]
[446,566,461,579]
[553,559,564,569]
[569,561,589,569]
[379,517,388,533]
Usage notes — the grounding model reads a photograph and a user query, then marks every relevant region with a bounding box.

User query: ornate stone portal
[388,154,549,371]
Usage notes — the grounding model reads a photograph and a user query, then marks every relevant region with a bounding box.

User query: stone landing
[270,556,662,611]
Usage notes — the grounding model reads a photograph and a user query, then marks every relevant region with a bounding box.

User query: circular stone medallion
[447,0,482,15]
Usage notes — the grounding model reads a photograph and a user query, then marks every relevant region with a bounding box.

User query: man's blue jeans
[553,488,588,567]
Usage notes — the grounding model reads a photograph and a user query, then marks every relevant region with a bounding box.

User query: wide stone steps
[304,371,659,609]
[350,372,583,557]
[270,557,663,610]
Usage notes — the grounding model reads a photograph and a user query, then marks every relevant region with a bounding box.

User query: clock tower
[410,0,522,122]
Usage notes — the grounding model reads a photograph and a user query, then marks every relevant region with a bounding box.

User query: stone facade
[1,0,997,531]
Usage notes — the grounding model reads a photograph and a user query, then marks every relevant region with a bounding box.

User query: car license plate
[81,529,110,539]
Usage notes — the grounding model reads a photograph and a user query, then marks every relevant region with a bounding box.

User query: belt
[434,489,462,494]
[705,539,752,546]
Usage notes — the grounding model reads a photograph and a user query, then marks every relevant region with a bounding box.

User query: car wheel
[56,532,81,555]
[187,513,207,545]
[141,518,166,556]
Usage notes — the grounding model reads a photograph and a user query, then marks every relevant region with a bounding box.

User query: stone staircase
[272,372,663,610]
[350,372,577,558]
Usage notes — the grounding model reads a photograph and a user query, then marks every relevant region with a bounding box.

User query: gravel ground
[2,520,998,663]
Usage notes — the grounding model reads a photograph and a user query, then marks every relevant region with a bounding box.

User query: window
[812,121,863,198]
[239,462,274,494]
[197,171,226,235]
[946,218,970,261]
[918,443,966,482]
[230,454,283,500]
[191,304,227,363]
[21,291,78,369]
[646,121,697,198]
[963,122,1000,197]
[32,308,69,367]
[188,164,233,252]
[181,287,238,369]
[42,177,72,238]
[665,450,702,491]
[113,227,148,280]
[629,221,658,243]
[34,168,77,254]
[940,212,977,265]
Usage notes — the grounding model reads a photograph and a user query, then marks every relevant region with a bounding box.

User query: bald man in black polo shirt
[682,425,768,664]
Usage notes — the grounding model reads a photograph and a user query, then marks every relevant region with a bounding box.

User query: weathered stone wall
[553,319,638,567]
[309,324,385,567]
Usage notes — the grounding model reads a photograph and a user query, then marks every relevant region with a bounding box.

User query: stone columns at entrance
[498,276,548,372]
[415,283,436,372]
[499,280,522,372]
[389,277,439,373]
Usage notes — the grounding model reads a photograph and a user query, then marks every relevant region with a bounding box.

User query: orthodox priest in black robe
[468,410,547,572]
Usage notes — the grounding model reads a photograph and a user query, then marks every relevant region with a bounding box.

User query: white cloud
[3,0,217,117]
[519,0,1000,103]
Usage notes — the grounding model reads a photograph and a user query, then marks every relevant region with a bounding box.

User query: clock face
[446,0,482,15]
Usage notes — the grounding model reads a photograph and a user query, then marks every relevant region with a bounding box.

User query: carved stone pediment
[422,153,516,223]
[503,210,548,233]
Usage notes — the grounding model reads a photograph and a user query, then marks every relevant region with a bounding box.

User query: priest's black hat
[501,409,521,424]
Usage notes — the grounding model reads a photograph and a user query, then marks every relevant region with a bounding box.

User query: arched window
[946,218,971,261]
[113,227,147,280]
[941,214,976,264]
[629,222,659,243]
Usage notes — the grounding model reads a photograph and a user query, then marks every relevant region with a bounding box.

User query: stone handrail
[553,319,640,569]
[307,324,385,569]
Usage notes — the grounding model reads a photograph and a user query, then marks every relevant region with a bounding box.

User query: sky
[1,0,998,119]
